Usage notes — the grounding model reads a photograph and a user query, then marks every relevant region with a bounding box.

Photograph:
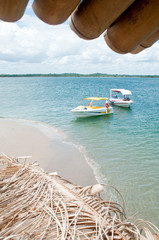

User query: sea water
[0,76,158,226]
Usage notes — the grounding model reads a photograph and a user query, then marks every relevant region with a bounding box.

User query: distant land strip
[0,73,159,78]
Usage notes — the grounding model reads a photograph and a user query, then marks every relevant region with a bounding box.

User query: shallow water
[0,76,158,226]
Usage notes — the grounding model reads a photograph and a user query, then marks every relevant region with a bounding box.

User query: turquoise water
[0,76,158,226]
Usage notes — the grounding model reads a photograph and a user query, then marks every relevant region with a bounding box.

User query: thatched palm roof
[0,155,158,239]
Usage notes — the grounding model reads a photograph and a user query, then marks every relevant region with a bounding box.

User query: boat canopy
[83,97,108,101]
[110,89,132,95]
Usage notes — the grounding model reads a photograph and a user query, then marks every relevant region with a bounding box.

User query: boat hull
[110,98,133,108]
[71,106,113,118]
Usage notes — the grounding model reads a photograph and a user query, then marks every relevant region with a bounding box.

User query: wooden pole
[70,0,135,40]
[0,0,29,22]
[104,0,159,54]
[131,29,159,54]
[32,0,81,25]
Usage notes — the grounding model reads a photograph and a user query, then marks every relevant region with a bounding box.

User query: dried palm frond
[0,155,158,240]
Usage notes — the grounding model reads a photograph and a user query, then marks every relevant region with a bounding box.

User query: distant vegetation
[0,73,159,78]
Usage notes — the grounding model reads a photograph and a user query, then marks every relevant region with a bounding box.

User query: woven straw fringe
[0,155,158,240]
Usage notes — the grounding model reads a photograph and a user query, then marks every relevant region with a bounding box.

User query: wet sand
[0,119,97,186]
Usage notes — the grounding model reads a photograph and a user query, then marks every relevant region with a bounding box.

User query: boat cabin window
[123,95,130,101]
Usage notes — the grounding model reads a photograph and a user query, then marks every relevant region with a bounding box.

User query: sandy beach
[0,118,96,186]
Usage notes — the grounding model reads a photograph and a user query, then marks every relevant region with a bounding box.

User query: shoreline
[0,74,159,78]
[0,118,97,186]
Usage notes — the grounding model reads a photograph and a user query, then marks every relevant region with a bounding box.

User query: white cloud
[0,9,158,75]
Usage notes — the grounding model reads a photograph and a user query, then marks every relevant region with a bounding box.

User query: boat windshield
[84,99,107,107]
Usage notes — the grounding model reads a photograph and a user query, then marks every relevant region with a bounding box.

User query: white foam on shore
[3,117,107,186]
[63,140,108,185]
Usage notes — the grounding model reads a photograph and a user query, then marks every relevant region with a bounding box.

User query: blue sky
[0,1,158,75]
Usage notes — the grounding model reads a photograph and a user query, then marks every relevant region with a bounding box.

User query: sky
[0,1,158,75]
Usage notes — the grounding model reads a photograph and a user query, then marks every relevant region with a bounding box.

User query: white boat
[71,97,113,118]
[109,89,133,108]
